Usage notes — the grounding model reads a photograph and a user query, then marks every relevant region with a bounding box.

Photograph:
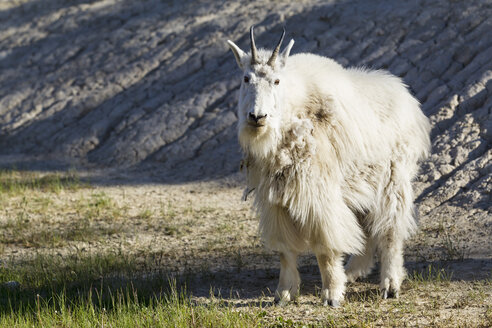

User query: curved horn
[250,25,258,65]
[267,28,285,67]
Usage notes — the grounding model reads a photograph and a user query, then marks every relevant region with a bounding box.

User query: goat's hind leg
[345,236,376,282]
[378,231,405,299]
[315,249,346,307]
[378,167,416,299]
[274,250,300,306]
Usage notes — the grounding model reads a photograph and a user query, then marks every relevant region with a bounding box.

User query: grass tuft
[408,264,453,286]
[0,169,82,196]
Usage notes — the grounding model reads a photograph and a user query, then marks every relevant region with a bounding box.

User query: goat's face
[228,27,294,158]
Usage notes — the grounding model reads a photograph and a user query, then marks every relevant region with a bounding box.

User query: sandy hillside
[1,0,490,257]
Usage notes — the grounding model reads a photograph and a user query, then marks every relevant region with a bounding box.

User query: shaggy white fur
[228,27,431,306]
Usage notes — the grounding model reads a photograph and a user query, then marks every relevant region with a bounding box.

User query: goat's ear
[227,40,246,69]
[280,39,294,65]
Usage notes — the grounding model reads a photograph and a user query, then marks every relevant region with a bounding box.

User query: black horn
[267,28,285,67]
[250,25,258,65]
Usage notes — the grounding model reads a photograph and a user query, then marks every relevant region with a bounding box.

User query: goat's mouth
[247,121,265,128]
[246,112,267,128]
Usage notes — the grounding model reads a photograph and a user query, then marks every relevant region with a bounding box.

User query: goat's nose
[248,112,267,122]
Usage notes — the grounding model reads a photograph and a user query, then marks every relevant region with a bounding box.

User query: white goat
[227,27,431,307]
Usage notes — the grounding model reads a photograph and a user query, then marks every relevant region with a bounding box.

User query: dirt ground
[1,169,490,326]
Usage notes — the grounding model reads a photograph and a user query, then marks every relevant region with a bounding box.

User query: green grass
[0,214,123,248]
[79,191,123,221]
[408,264,453,286]
[1,248,490,328]
[0,291,263,327]
[0,171,126,248]
[0,249,264,327]
[0,169,82,196]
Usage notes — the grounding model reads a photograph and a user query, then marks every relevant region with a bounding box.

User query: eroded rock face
[0,0,490,251]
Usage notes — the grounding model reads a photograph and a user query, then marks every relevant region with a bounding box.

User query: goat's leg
[315,250,346,307]
[345,236,376,282]
[378,232,405,299]
[274,250,300,306]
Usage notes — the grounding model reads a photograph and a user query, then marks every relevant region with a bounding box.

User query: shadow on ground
[1,245,491,315]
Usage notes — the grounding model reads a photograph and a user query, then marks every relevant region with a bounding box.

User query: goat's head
[228,26,294,158]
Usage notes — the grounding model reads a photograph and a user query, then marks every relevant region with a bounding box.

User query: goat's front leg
[315,250,346,307]
[274,250,300,306]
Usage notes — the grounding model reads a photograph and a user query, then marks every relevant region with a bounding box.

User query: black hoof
[381,288,399,299]
[323,299,340,308]
[274,298,289,307]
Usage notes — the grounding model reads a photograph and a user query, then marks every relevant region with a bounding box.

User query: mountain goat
[227,27,431,307]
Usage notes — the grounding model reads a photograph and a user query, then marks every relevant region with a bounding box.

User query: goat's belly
[257,172,365,254]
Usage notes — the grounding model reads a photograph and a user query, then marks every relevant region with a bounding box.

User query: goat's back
[283,53,431,165]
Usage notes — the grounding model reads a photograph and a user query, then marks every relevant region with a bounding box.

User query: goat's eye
[274,79,280,85]
[244,76,250,83]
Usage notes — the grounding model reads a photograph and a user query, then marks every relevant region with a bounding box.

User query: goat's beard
[238,122,280,160]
